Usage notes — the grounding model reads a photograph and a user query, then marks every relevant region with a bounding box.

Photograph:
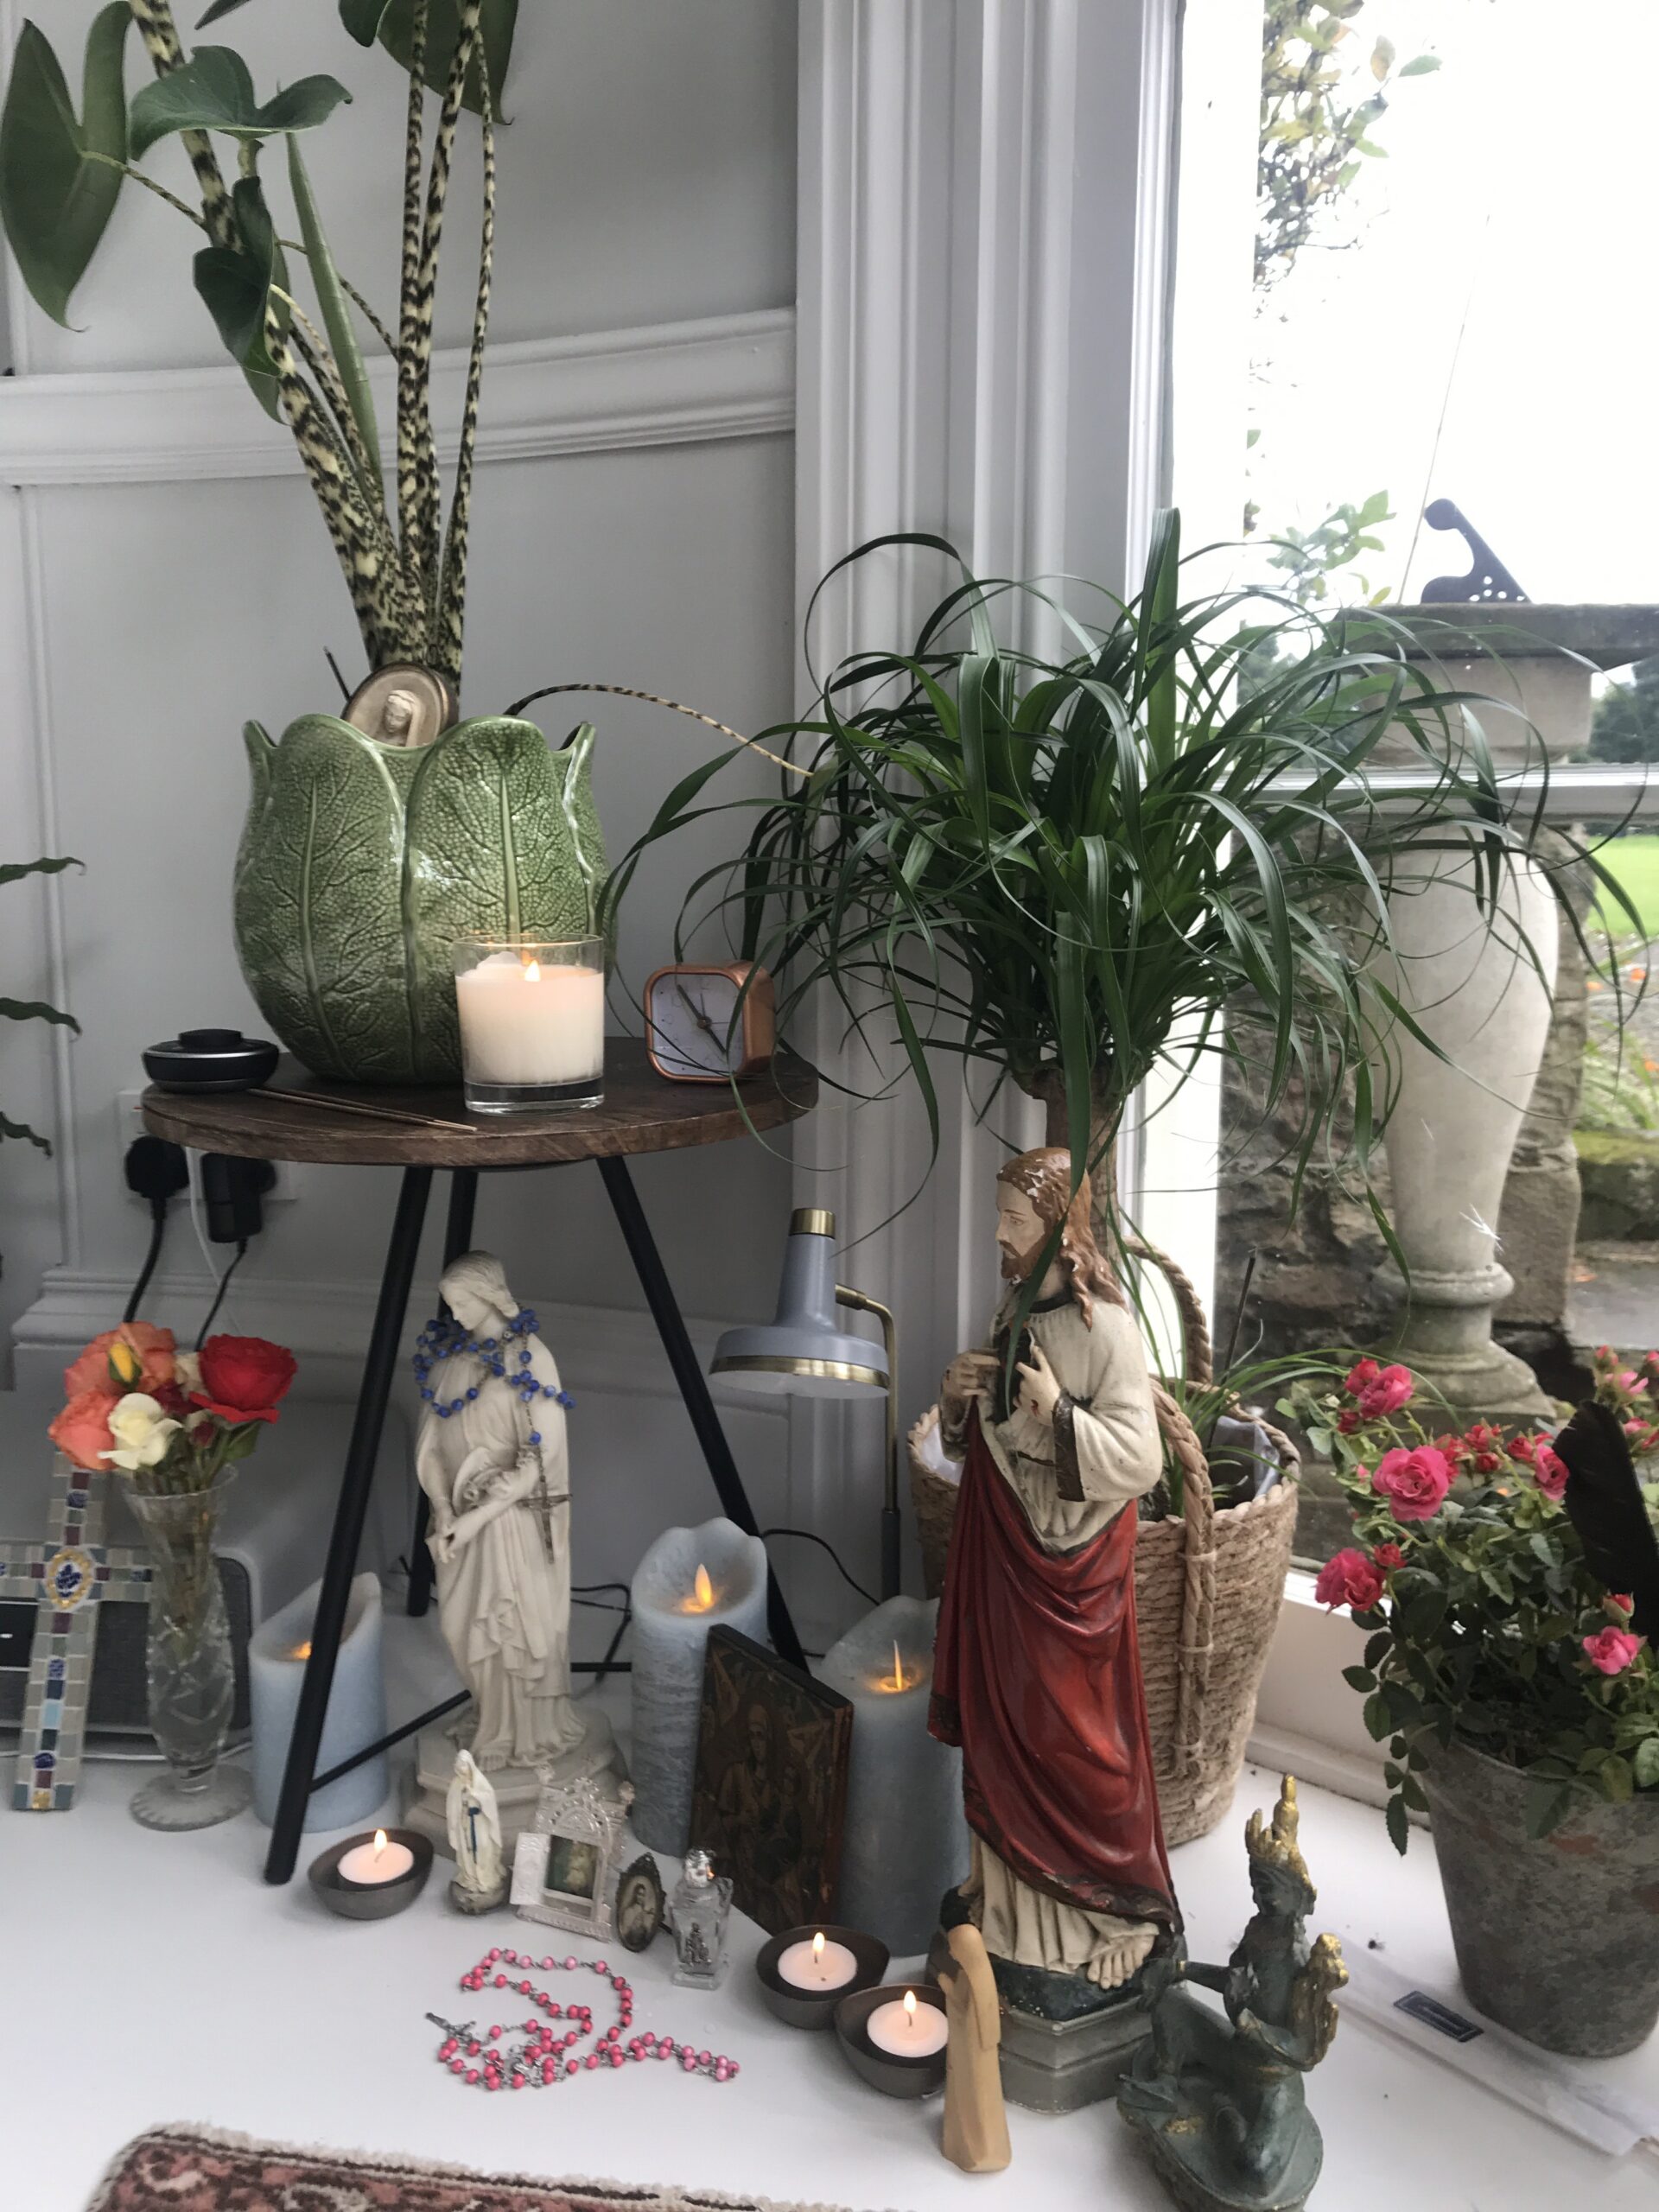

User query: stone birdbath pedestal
[1371,603,1659,1426]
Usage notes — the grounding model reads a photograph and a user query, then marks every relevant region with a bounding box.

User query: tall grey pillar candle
[820,1595,969,1955]
[630,1516,769,1853]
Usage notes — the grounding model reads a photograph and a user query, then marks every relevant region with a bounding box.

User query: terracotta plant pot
[1422,1732,1659,2056]
[234,715,607,1084]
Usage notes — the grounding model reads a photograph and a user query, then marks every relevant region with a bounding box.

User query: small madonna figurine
[412,1253,618,1807]
[446,1748,507,1912]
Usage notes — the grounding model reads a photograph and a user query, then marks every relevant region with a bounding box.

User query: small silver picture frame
[510,1775,632,1941]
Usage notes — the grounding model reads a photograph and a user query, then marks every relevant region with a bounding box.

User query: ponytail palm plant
[611,516,1622,1255]
[0,0,512,684]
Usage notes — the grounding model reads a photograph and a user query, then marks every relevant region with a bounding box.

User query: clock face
[648,969,751,1078]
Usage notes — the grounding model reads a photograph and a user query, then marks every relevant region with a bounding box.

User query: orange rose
[63,1321,175,1399]
[48,1387,121,1469]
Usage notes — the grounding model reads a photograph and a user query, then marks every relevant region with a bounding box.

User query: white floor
[5,1621,1657,2212]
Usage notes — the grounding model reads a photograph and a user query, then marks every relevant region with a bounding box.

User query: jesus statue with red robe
[930,1146,1179,1995]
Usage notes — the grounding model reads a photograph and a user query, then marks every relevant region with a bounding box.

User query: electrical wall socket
[116,1089,296,1210]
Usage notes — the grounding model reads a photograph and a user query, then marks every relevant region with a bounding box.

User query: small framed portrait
[689,1627,853,1937]
[614,1852,665,1953]
[510,1776,631,1940]
[341,662,459,751]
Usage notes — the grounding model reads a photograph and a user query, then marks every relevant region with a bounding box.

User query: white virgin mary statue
[410,1254,622,1836]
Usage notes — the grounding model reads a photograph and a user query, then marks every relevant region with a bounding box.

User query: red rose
[1336,1407,1361,1434]
[1373,1541,1405,1572]
[1314,1548,1386,1612]
[191,1335,297,1425]
[1508,1432,1537,1465]
[1357,1363,1414,1420]
[1531,1443,1568,1502]
[1370,1445,1452,1524]
[1344,1357,1381,1396]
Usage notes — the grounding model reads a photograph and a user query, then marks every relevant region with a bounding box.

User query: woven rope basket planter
[909,1242,1299,1849]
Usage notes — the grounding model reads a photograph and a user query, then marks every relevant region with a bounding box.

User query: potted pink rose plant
[1287,1351,1659,2056]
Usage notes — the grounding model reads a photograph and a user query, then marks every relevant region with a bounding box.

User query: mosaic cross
[2,1458,149,1809]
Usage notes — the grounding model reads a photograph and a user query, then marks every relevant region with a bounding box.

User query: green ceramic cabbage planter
[234,714,607,1084]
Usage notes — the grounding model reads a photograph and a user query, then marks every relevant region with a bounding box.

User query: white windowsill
[1250,1568,1392,1808]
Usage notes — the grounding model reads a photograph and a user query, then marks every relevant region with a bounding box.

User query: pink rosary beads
[427,1946,741,2094]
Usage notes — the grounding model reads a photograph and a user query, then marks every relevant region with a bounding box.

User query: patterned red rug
[87,2127,861,2212]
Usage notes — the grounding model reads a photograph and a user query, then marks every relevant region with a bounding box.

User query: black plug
[123,1137,190,1323]
[124,1135,188,1206]
[201,1152,276,1243]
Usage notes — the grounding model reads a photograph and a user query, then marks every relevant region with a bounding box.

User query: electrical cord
[123,1204,168,1325]
[760,1526,877,1607]
[186,1147,217,1282]
[196,1238,248,1348]
[122,1136,188,1323]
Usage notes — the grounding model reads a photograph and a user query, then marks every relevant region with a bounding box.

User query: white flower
[99,1391,182,1472]
[173,1350,203,1395]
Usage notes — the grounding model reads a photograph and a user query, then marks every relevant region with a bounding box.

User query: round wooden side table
[143,1040,816,1883]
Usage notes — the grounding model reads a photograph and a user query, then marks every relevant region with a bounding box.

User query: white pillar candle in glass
[820,1595,969,1955]
[630,1516,769,1853]
[453,937,606,1112]
[249,1572,387,1833]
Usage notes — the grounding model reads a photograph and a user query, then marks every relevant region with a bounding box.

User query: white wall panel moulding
[13,1267,781,1415]
[0,309,795,487]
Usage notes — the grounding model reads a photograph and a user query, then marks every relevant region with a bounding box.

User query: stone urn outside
[1421,1732,1659,2056]
[234,715,607,1084]
[1371,604,1659,1426]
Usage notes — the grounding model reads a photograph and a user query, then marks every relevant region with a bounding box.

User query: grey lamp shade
[711,1210,887,1399]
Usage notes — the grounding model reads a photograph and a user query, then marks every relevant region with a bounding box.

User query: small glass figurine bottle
[670,1847,734,1989]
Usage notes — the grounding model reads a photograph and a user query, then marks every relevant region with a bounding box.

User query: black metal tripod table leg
[407,1168,480,1618]
[264,1165,435,1884]
[596,1154,806,1672]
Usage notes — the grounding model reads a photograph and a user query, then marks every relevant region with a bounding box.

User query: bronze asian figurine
[1118,1777,1346,2212]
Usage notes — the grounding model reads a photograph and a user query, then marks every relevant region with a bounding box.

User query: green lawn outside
[1592,832,1659,943]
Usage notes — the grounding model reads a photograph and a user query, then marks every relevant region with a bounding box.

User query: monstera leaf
[235,715,607,1083]
[0,7,132,326]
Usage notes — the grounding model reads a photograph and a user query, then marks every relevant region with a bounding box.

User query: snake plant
[609,517,1632,1256]
[0,0,512,686]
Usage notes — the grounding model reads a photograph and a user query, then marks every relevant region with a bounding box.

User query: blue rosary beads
[412,1305,574,1446]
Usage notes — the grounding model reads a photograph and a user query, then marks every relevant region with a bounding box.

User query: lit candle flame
[876,1640,911,1692]
[523,959,542,983]
[289,1639,312,1662]
[372,1827,389,1861]
[680,1563,715,1614]
[903,1989,917,2027]
[813,1931,825,1965]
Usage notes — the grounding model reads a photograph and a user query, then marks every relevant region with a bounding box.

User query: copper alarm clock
[643,961,776,1082]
